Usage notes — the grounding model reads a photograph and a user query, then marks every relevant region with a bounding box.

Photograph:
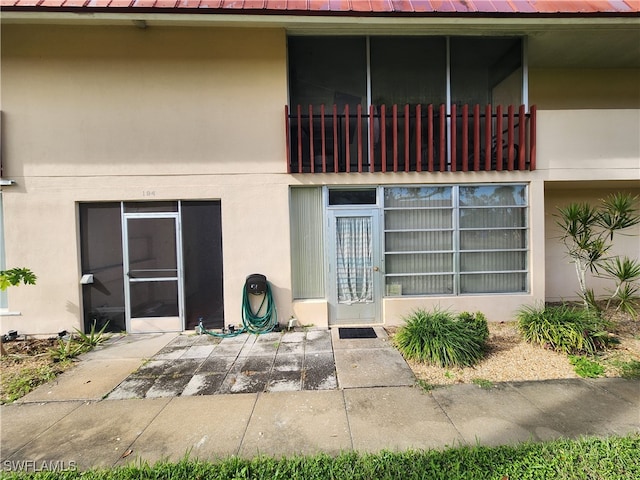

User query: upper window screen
[450,37,522,107]
[288,37,367,113]
[370,37,446,107]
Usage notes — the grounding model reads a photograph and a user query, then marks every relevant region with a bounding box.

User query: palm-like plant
[555,193,640,315]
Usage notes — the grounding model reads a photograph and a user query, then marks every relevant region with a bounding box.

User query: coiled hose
[198,282,278,338]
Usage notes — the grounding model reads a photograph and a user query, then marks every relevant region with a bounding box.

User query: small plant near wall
[48,321,110,362]
[516,303,613,355]
[555,192,640,316]
[394,308,488,368]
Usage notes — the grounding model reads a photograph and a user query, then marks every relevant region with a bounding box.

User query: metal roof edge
[2,9,639,27]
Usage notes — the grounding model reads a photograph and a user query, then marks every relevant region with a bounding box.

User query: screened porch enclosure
[286,36,535,173]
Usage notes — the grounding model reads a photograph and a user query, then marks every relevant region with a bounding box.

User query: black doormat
[338,327,377,339]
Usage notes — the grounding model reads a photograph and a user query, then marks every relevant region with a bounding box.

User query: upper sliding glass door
[123,214,183,333]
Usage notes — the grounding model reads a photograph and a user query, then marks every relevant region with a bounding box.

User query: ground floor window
[291,184,528,302]
[384,184,528,296]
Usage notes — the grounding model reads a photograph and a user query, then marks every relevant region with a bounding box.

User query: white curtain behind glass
[336,217,373,304]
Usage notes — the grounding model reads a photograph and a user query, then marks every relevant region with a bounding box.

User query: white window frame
[383,184,529,296]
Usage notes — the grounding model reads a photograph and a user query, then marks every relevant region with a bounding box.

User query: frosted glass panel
[386,253,452,274]
[291,188,325,299]
[385,231,452,252]
[461,273,527,294]
[460,207,526,228]
[460,230,526,250]
[386,275,453,296]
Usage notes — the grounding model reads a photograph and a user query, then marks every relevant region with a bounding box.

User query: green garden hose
[198,282,278,338]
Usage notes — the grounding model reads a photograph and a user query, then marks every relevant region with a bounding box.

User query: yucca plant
[516,303,612,355]
[601,256,640,316]
[49,337,85,363]
[555,192,640,314]
[74,320,110,349]
[394,308,488,368]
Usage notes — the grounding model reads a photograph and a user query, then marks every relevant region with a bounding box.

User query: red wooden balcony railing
[285,104,537,174]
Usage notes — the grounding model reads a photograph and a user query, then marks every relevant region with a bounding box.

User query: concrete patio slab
[181,373,227,396]
[18,358,143,402]
[585,377,640,407]
[4,398,171,470]
[509,379,640,437]
[122,394,258,465]
[0,401,83,459]
[107,376,158,400]
[240,390,351,458]
[83,333,178,360]
[305,330,333,353]
[344,387,464,452]
[431,383,565,446]
[333,347,415,389]
[303,352,337,390]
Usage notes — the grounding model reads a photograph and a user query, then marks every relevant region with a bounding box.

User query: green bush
[394,308,488,367]
[516,303,612,355]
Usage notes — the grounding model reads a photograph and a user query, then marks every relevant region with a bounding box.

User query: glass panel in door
[125,216,182,333]
[330,211,380,325]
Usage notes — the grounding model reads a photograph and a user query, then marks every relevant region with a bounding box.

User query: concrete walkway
[1,329,639,472]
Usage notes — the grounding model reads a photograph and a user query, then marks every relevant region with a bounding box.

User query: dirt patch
[387,309,640,387]
[0,338,74,403]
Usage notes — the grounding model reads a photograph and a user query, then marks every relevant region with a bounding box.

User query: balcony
[286,104,536,174]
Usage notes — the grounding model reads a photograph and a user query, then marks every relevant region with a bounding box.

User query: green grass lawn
[2,435,638,479]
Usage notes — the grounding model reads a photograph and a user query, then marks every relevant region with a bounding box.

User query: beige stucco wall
[1,24,292,335]
[545,184,640,303]
[1,24,638,334]
[534,109,640,180]
[1,25,287,177]
[530,68,640,110]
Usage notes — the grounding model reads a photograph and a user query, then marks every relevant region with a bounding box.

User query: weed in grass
[416,379,438,392]
[615,359,640,379]
[472,378,494,389]
[394,308,488,368]
[569,355,605,378]
[516,303,612,354]
[1,362,70,403]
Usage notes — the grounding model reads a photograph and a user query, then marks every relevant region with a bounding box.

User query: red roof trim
[1,0,639,13]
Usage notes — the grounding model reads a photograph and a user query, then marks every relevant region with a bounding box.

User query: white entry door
[123,214,183,333]
[328,209,382,325]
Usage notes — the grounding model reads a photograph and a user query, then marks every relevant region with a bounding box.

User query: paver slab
[1,401,83,460]
[344,387,464,452]
[5,398,171,470]
[240,390,351,458]
[123,394,257,464]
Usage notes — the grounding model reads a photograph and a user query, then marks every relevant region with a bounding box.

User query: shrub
[516,303,612,355]
[394,308,488,368]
